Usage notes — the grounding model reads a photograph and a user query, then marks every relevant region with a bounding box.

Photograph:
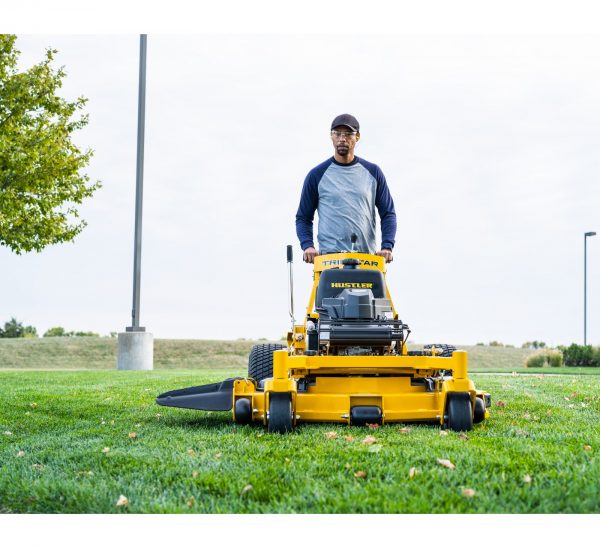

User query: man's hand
[303,247,319,263]
[376,249,393,263]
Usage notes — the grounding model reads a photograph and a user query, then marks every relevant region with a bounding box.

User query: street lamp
[584,231,596,345]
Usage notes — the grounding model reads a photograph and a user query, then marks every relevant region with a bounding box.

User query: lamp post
[584,231,596,346]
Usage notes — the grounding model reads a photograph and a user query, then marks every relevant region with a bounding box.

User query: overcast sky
[2,33,599,346]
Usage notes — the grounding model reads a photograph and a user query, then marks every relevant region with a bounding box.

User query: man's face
[331,125,359,157]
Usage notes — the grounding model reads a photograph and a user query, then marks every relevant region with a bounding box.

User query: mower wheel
[248,343,286,383]
[268,392,293,434]
[234,398,253,425]
[445,392,473,432]
[473,397,486,424]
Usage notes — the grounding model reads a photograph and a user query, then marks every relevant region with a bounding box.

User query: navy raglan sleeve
[373,166,397,250]
[295,170,320,250]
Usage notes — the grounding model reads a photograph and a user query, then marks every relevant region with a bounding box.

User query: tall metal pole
[128,34,147,332]
[584,231,596,345]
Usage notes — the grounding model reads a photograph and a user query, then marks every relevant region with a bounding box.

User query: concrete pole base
[117,331,154,370]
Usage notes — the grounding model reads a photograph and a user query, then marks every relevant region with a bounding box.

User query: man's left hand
[376,249,393,263]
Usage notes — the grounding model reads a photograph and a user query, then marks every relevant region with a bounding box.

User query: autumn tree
[0,34,100,254]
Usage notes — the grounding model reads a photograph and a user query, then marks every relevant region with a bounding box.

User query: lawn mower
[157,239,491,433]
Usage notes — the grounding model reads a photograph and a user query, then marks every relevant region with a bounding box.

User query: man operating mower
[295,114,397,262]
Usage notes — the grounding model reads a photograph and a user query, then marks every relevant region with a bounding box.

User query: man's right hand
[303,247,319,263]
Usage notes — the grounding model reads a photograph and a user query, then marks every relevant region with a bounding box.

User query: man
[295,114,397,263]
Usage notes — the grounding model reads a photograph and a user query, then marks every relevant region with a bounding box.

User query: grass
[1,368,598,513]
[0,338,537,370]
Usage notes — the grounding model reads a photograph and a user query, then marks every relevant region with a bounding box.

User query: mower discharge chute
[157,244,491,433]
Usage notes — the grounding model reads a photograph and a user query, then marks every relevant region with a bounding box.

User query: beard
[336,144,350,155]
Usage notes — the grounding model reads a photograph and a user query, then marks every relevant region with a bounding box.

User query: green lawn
[1,368,598,513]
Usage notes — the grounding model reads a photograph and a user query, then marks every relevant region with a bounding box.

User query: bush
[489,341,504,347]
[522,341,547,349]
[524,349,563,368]
[44,326,66,337]
[0,318,38,338]
[560,344,600,367]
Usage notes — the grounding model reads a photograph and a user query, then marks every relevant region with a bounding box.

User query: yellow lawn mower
[157,240,491,433]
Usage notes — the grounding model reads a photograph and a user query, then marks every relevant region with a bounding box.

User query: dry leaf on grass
[437,458,456,470]
[324,431,338,439]
[367,423,380,430]
[116,495,128,507]
[186,449,196,457]
[344,435,354,442]
[155,414,162,420]
[522,412,531,420]
[32,464,44,470]
[439,430,448,437]
[101,447,110,454]
[192,470,199,478]
[523,474,532,484]
[344,463,351,469]
[186,496,195,508]
[496,400,506,408]
[30,402,37,408]
[215,452,222,459]
[398,427,411,434]
[16,450,25,458]
[362,435,377,445]
[564,396,570,401]
[462,488,476,498]
[409,467,418,479]
[240,484,253,496]
[583,445,592,451]
[459,433,469,441]
[128,432,137,439]
[354,470,367,479]
[284,457,290,463]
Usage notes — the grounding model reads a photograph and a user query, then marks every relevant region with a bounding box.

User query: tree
[0,34,100,254]
[43,326,66,337]
[0,317,37,338]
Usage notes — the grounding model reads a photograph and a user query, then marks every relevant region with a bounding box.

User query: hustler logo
[330,282,374,288]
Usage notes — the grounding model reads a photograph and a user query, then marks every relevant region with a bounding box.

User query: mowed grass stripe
[0,370,598,513]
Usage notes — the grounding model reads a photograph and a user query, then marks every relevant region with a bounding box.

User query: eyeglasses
[331,130,357,139]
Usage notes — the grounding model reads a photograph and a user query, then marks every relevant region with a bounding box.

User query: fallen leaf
[362,435,377,445]
[155,414,162,420]
[32,464,44,470]
[462,488,476,498]
[409,467,418,478]
[110,420,115,425]
[344,463,351,469]
[344,435,354,442]
[192,470,199,478]
[3,431,12,436]
[186,496,195,508]
[459,433,469,441]
[564,396,570,401]
[354,470,367,478]
[496,400,506,408]
[545,410,552,416]
[368,444,382,453]
[30,402,37,408]
[284,457,290,463]
[398,427,411,434]
[324,431,338,439]
[437,458,456,470]
[522,412,531,420]
[367,423,380,430]
[101,447,110,454]
[215,452,222,459]
[116,495,128,507]
[128,432,137,439]
[439,430,448,437]
[569,392,578,399]
[523,474,532,484]
[240,484,253,496]
[583,445,592,451]
[16,450,25,458]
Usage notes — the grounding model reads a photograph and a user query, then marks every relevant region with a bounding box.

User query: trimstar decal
[322,259,379,267]
[331,282,374,289]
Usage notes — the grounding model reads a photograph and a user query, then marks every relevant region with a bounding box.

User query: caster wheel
[445,392,473,432]
[267,393,293,434]
[234,398,252,425]
[473,397,485,424]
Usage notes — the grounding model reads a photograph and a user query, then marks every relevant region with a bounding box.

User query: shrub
[524,349,563,368]
[560,344,600,367]
[489,341,504,347]
[522,341,546,349]
[44,326,67,337]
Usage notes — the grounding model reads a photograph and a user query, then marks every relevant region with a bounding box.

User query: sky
[2,32,600,346]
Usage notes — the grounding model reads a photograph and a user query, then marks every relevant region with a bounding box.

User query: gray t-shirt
[295,156,396,254]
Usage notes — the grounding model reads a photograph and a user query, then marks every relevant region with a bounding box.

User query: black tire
[268,392,293,434]
[473,397,485,424]
[445,392,473,432]
[234,398,252,425]
[424,344,457,358]
[248,343,286,383]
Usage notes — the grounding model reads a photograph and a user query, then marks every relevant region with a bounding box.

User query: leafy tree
[43,326,66,337]
[0,317,37,338]
[0,34,100,254]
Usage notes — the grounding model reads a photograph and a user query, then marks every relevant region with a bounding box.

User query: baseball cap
[331,113,360,132]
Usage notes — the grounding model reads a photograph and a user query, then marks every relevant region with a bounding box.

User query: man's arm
[374,166,397,262]
[295,171,319,262]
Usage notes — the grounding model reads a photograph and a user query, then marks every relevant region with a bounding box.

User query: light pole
[584,231,596,345]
